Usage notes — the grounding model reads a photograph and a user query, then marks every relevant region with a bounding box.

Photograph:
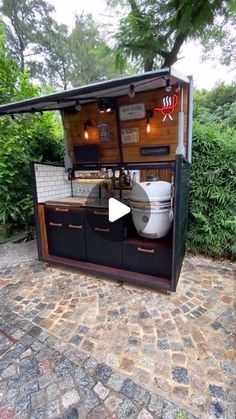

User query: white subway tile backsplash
[34,164,71,203]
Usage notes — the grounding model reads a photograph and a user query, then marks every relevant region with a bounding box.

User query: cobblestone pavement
[0,241,235,419]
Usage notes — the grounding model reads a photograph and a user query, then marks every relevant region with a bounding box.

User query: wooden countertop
[45,196,130,209]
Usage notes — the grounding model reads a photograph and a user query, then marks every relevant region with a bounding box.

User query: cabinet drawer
[86,224,122,268]
[86,209,130,240]
[123,241,172,278]
[45,206,84,225]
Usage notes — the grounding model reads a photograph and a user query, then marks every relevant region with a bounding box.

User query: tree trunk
[144,57,154,72]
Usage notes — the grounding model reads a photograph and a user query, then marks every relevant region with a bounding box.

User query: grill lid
[130,181,171,203]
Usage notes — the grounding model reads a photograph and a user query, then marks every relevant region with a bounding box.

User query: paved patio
[0,240,235,419]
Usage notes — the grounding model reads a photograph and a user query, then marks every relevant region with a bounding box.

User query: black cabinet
[85,222,123,268]
[45,206,86,261]
[123,238,172,278]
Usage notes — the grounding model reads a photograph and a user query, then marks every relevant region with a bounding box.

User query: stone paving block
[83,391,100,412]
[38,371,55,389]
[15,395,31,414]
[137,408,153,419]
[83,357,99,375]
[148,394,164,417]
[74,366,86,383]
[46,382,61,402]
[86,404,112,419]
[62,389,80,410]
[58,373,75,391]
[76,375,96,398]
[133,385,150,407]
[107,372,125,392]
[2,364,17,379]
[20,380,39,398]
[208,401,224,418]
[30,390,46,410]
[172,366,189,384]
[55,358,72,377]
[93,381,110,400]
[95,363,112,384]
[120,378,137,399]
[46,399,61,417]
[117,398,139,418]
[63,407,79,419]
[161,401,180,419]
[104,391,124,412]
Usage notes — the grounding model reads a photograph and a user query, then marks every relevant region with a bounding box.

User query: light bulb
[165,79,172,92]
[75,102,82,111]
[146,122,151,133]
[84,129,89,140]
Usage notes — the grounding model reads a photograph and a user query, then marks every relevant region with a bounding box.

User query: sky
[51,0,235,90]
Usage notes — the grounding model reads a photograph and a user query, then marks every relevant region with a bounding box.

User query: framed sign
[119,103,145,121]
[97,122,110,141]
[121,128,139,143]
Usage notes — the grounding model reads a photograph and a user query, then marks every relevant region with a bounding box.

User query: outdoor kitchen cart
[0,68,193,292]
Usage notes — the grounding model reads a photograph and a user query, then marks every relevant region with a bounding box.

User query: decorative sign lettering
[121,127,139,143]
[154,94,178,121]
[119,103,145,121]
[97,122,110,141]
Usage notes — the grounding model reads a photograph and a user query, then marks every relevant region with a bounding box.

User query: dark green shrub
[187,120,236,259]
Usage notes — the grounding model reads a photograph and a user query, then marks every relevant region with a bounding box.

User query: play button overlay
[109,198,130,222]
[85,179,150,242]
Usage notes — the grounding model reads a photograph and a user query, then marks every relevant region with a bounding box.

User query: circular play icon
[85,180,151,242]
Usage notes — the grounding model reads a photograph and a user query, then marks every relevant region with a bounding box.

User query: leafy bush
[187,120,236,259]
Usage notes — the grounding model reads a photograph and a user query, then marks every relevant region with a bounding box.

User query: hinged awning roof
[0,67,190,116]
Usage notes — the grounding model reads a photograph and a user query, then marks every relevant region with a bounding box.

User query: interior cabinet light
[146,110,153,133]
[84,120,92,139]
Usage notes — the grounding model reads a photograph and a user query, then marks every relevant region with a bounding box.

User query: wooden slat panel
[63,102,121,164]
[117,86,188,163]
[63,85,189,165]
[140,168,172,182]
[38,204,48,258]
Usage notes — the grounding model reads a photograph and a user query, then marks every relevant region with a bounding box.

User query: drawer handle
[49,222,62,227]
[93,211,108,216]
[55,207,69,212]
[137,247,154,254]
[94,227,110,233]
[68,224,83,229]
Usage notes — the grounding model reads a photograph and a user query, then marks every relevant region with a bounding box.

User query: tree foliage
[0,0,54,72]
[107,0,234,71]
[0,1,127,90]
[187,83,236,260]
[0,24,63,228]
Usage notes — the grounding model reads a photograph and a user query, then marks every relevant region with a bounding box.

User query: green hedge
[187,120,236,260]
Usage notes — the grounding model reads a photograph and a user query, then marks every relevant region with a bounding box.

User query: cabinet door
[45,207,86,261]
[63,223,86,261]
[85,222,122,268]
[123,241,172,278]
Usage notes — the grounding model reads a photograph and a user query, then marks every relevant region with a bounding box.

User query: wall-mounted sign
[154,94,178,121]
[119,103,145,121]
[121,128,139,143]
[97,122,110,141]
